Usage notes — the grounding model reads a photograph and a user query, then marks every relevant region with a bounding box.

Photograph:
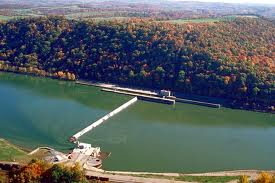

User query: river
[0,72,274,173]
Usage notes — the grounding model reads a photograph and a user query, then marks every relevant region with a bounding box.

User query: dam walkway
[70,97,138,142]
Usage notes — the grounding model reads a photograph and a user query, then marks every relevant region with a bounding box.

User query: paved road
[85,169,275,183]
[86,171,193,183]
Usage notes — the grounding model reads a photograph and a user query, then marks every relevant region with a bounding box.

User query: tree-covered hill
[0,17,274,111]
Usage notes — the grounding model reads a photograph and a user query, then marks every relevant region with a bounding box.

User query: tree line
[8,160,88,183]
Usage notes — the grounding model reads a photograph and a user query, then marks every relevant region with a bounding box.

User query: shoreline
[1,138,275,183]
[0,138,32,154]
[1,70,274,114]
[76,79,273,113]
[89,168,275,177]
[0,138,274,177]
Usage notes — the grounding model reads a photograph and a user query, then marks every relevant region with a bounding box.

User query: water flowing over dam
[70,97,138,142]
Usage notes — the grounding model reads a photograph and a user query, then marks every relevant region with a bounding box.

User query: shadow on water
[0,72,131,111]
[128,100,274,128]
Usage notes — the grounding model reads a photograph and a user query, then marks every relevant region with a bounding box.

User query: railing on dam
[70,97,138,142]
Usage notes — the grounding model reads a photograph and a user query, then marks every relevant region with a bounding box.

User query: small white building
[73,142,101,157]
[160,90,171,97]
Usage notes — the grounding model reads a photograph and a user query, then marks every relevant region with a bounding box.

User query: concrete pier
[71,97,138,141]
[77,80,221,107]
[102,88,175,105]
[76,80,158,96]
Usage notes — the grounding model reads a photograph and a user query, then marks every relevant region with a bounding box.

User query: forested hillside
[0,17,274,111]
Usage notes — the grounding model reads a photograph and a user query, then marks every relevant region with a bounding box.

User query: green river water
[0,72,274,173]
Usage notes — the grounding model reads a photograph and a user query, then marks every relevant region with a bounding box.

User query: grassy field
[65,11,100,19]
[91,17,129,22]
[0,15,30,22]
[176,175,240,183]
[161,18,222,24]
[0,139,31,163]
[159,15,258,24]
[0,15,14,21]
[133,173,240,183]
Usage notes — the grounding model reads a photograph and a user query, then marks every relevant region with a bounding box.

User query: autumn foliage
[239,175,249,183]
[9,160,87,183]
[255,172,275,183]
[9,160,49,183]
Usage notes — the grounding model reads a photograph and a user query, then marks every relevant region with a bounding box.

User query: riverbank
[0,139,31,163]
[0,70,274,113]
[0,138,274,183]
[1,160,274,183]
[0,64,76,81]
[86,169,275,183]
